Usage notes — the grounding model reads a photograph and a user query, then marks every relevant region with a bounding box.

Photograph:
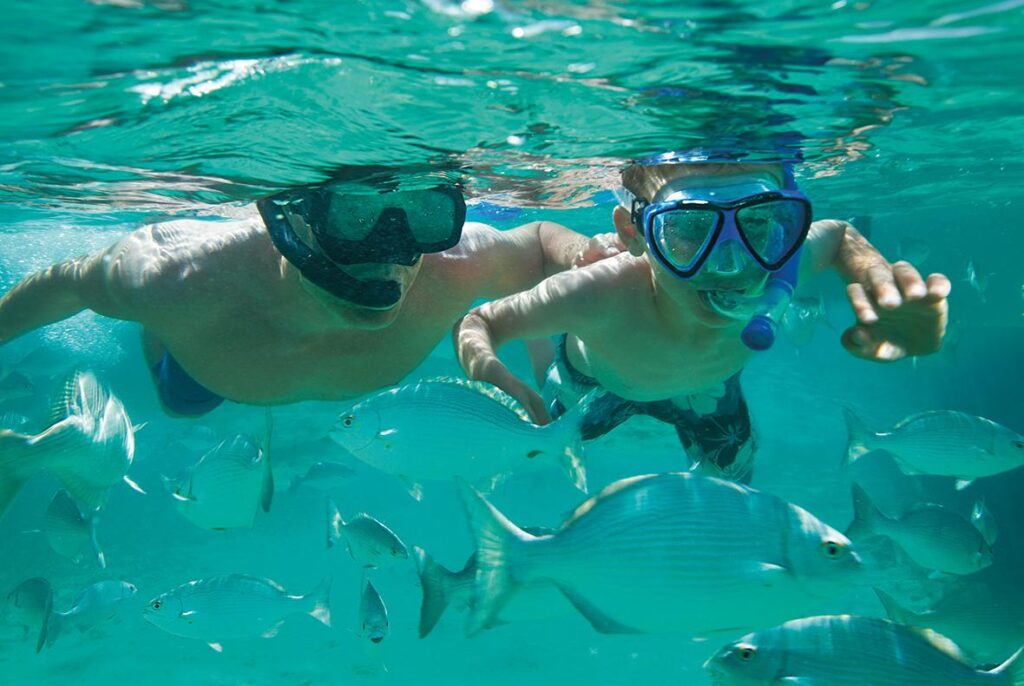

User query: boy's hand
[841,260,951,362]
[572,233,625,269]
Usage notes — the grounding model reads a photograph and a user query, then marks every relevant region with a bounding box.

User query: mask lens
[736,199,807,266]
[651,209,720,272]
[323,187,461,247]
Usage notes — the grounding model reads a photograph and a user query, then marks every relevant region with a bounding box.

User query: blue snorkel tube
[740,247,800,351]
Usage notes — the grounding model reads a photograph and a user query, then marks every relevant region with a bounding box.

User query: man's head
[613,159,809,299]
[258,171,465,328]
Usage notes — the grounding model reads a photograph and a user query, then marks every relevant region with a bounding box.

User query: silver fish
[5,577,53,653]
[326,498,407,568]
[43,489,104,567]
[843,408,1024,485]
[329,378,587,493]
[163,434,273,530]
[43,580,137,650]
[876,582,1024,665]
[287,460,357,493]
[143,574,331,651]
[964,261,991,303]
[705,614,1024,685]
[413,526,563,638]
[359,579,388,644]
[457,473,863,636]
[971,498,998,546]
[897,236,931,266]
[847,484,992,575]
[781,294,829,348]
[0,371,139,517]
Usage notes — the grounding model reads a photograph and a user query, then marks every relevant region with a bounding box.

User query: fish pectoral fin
[377,428,398,438]
[955,479,974,491]
[261,621,284,639]
[206,642,223,653]
[555,584,641,635]
[776,678,818,685]
[122,475,147,495]
[170,491,196,502]
[756,562,790,587]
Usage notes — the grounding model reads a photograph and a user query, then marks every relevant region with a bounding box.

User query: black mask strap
[258,199,404,309]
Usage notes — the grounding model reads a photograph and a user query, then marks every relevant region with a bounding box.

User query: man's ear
[613,205,647,257]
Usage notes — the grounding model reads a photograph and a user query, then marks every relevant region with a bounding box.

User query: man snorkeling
[456,153,950,483]
[0,167,601,416]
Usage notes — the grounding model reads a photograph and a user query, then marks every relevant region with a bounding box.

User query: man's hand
[572,233,625,270]
[841,259,951,362]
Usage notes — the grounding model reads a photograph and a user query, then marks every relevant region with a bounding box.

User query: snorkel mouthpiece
[740,249,800,351]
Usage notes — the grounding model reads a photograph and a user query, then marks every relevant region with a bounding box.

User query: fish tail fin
[41,610,62,651]
[842,408,875,467]
[260,408,274,513]
[991,647,1024,685]
[89,512,106,569]
[326,498,345,549]
[846,483,880,541]
[556,393,590,494]
[413,546,456,638]
[456,479,534,637]
[305,576,332,628]
[873,588,912,624]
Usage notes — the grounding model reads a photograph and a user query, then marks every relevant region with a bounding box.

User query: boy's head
[613,159,809,298]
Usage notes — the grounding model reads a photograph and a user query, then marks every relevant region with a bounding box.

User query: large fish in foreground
[0,371,139,517]
[163,434,273,531]
[143,574,331,652]
[704,614,1024,685]
[457,473,864,637]
[330,378,587,492]
[844,409,1024,486]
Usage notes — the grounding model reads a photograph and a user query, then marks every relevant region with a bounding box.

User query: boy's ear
[613,205,647,257]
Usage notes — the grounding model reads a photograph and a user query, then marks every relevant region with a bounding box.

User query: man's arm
[456,260,617,422]
[799,219,951,361]
[0,244,131,344]
[460,221,600,300]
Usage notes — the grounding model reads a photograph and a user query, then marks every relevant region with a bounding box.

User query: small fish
[457,473,863,636]
[964,261,991,303]
[330,378,587,493]
[163,434,273,531]
[971,498,998,546]
[876,582,1024,665]
[43,580,137,650]
[846,484,992,575]
[167,423,219,453]
[0,371,34,403]
[143,574,331,650]
[359,579,388,644]
[43,489,104,567]
[781,294,829,348]
[414,525,561,638]
[897,236,931,266]
[5,577,53,653]
[0,371,139,517]
[704,614,1024,685]
[843,408,1024,486]
[288,461,357,493]
[326,498,407,568]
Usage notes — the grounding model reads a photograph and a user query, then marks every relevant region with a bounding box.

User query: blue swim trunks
[544,335,755,484]
[152,352,225,417]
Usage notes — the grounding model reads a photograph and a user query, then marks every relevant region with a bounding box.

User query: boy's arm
[0,247,130,345]
[455,262,615,423]
[799,219,951,361]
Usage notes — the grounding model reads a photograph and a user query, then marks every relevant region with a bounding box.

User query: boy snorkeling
[455,153,951,482]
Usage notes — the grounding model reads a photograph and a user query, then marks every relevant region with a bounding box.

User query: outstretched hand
[841,260,951,362]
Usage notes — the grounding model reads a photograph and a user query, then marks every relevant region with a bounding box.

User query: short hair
[621,162,785,203]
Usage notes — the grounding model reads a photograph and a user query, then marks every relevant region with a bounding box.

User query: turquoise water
[1,0,1023,683]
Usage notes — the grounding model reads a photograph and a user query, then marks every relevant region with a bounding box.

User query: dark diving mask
[258,183,466,309]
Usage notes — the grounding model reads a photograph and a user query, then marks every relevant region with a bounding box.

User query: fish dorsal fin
[562,473,662,528]
[417,377,530,422]
[48,371,105,425]
[912,626,967,663]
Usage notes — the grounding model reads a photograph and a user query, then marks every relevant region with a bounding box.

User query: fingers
[865,263,902,309]
[841,326,906,363]
[847,283,879,325]
[891,261,927,301]
[519,386,552,425]
[924,272,952,303]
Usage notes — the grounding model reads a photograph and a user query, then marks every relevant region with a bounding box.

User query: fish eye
[735,644,757,661]
[342,415,355,428]
[151,599,162,610]
[1014,441,1024,449]
[822,540,845,558]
